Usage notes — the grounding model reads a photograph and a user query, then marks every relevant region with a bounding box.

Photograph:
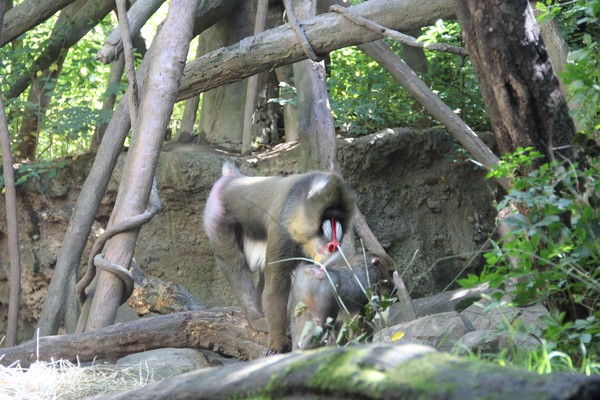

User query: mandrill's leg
[262,258,293,354]
[211,229,267,331]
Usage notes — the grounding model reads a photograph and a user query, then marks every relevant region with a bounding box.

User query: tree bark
[454,0,577,164]
[290,0,337,172]
[15,57,63,160]
[177,0,455,101]
[96,0,164,64]
[2,308,267,367]
[97,344,600,400]
[82,0,199,332]
[0,0,78,47]
[0,0,22,348]
[241,0,269,155]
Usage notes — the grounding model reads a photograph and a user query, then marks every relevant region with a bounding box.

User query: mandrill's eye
[322,218,343,252]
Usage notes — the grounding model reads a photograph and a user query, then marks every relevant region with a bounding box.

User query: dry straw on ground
[0,357,157,399]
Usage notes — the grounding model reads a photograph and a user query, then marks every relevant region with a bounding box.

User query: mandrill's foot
[266,336,291,355]
[249,317,269,333]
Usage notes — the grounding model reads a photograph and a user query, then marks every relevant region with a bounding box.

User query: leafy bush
[418,20,490,131]
[327,20,490,136]
[328,46,420,136]
[462,147,600,371]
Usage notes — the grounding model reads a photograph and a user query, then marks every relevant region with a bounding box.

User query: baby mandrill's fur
[290,253,383,350]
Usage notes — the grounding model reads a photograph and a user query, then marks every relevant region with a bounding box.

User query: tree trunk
[15,61,63,160]
[532,3,581,131]
[197,0,256,150]
[275,65,300,142]
[98,344,600,400]
[0,0,22,348]
[454,0,577,164]
[241,0,269,155]
[82,0,199,332]
[358,40,509,190]
[176,38,202,143]
[291,0,337,172]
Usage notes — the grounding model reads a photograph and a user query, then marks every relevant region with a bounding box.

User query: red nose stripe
[326,218,340,252]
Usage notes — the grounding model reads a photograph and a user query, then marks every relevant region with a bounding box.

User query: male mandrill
[203,162,355,354]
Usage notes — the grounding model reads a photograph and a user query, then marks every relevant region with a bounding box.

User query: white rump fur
[244,237,267,272]
[222,160,240,177]
[307,175,330,199]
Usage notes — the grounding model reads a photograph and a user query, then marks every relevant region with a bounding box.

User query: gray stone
[116,348,211,379]
[461,300,548,332]
[375,311,474,352]
[453,329,543,355]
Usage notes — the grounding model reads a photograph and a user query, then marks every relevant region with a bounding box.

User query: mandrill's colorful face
[288,212,346,263]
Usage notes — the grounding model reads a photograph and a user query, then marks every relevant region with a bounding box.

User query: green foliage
[562,1,600,131]
[327,20,489,136]
[418,20,489,131]
[328,46,419,136]
[463,146,600,370]
[1,13,121,160]
[0,160,66,190]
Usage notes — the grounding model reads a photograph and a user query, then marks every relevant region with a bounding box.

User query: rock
[461,301,548,332]
[375,311,474,351]
[453,329,542,355]
[116,348,211,379]
[453,301,550,355]
[198,349,241,367]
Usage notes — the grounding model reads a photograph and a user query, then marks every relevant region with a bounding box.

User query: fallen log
[0,308,267,367]
[97,343,600,400]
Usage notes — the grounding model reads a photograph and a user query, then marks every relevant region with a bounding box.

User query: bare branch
[330,4,468,56]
